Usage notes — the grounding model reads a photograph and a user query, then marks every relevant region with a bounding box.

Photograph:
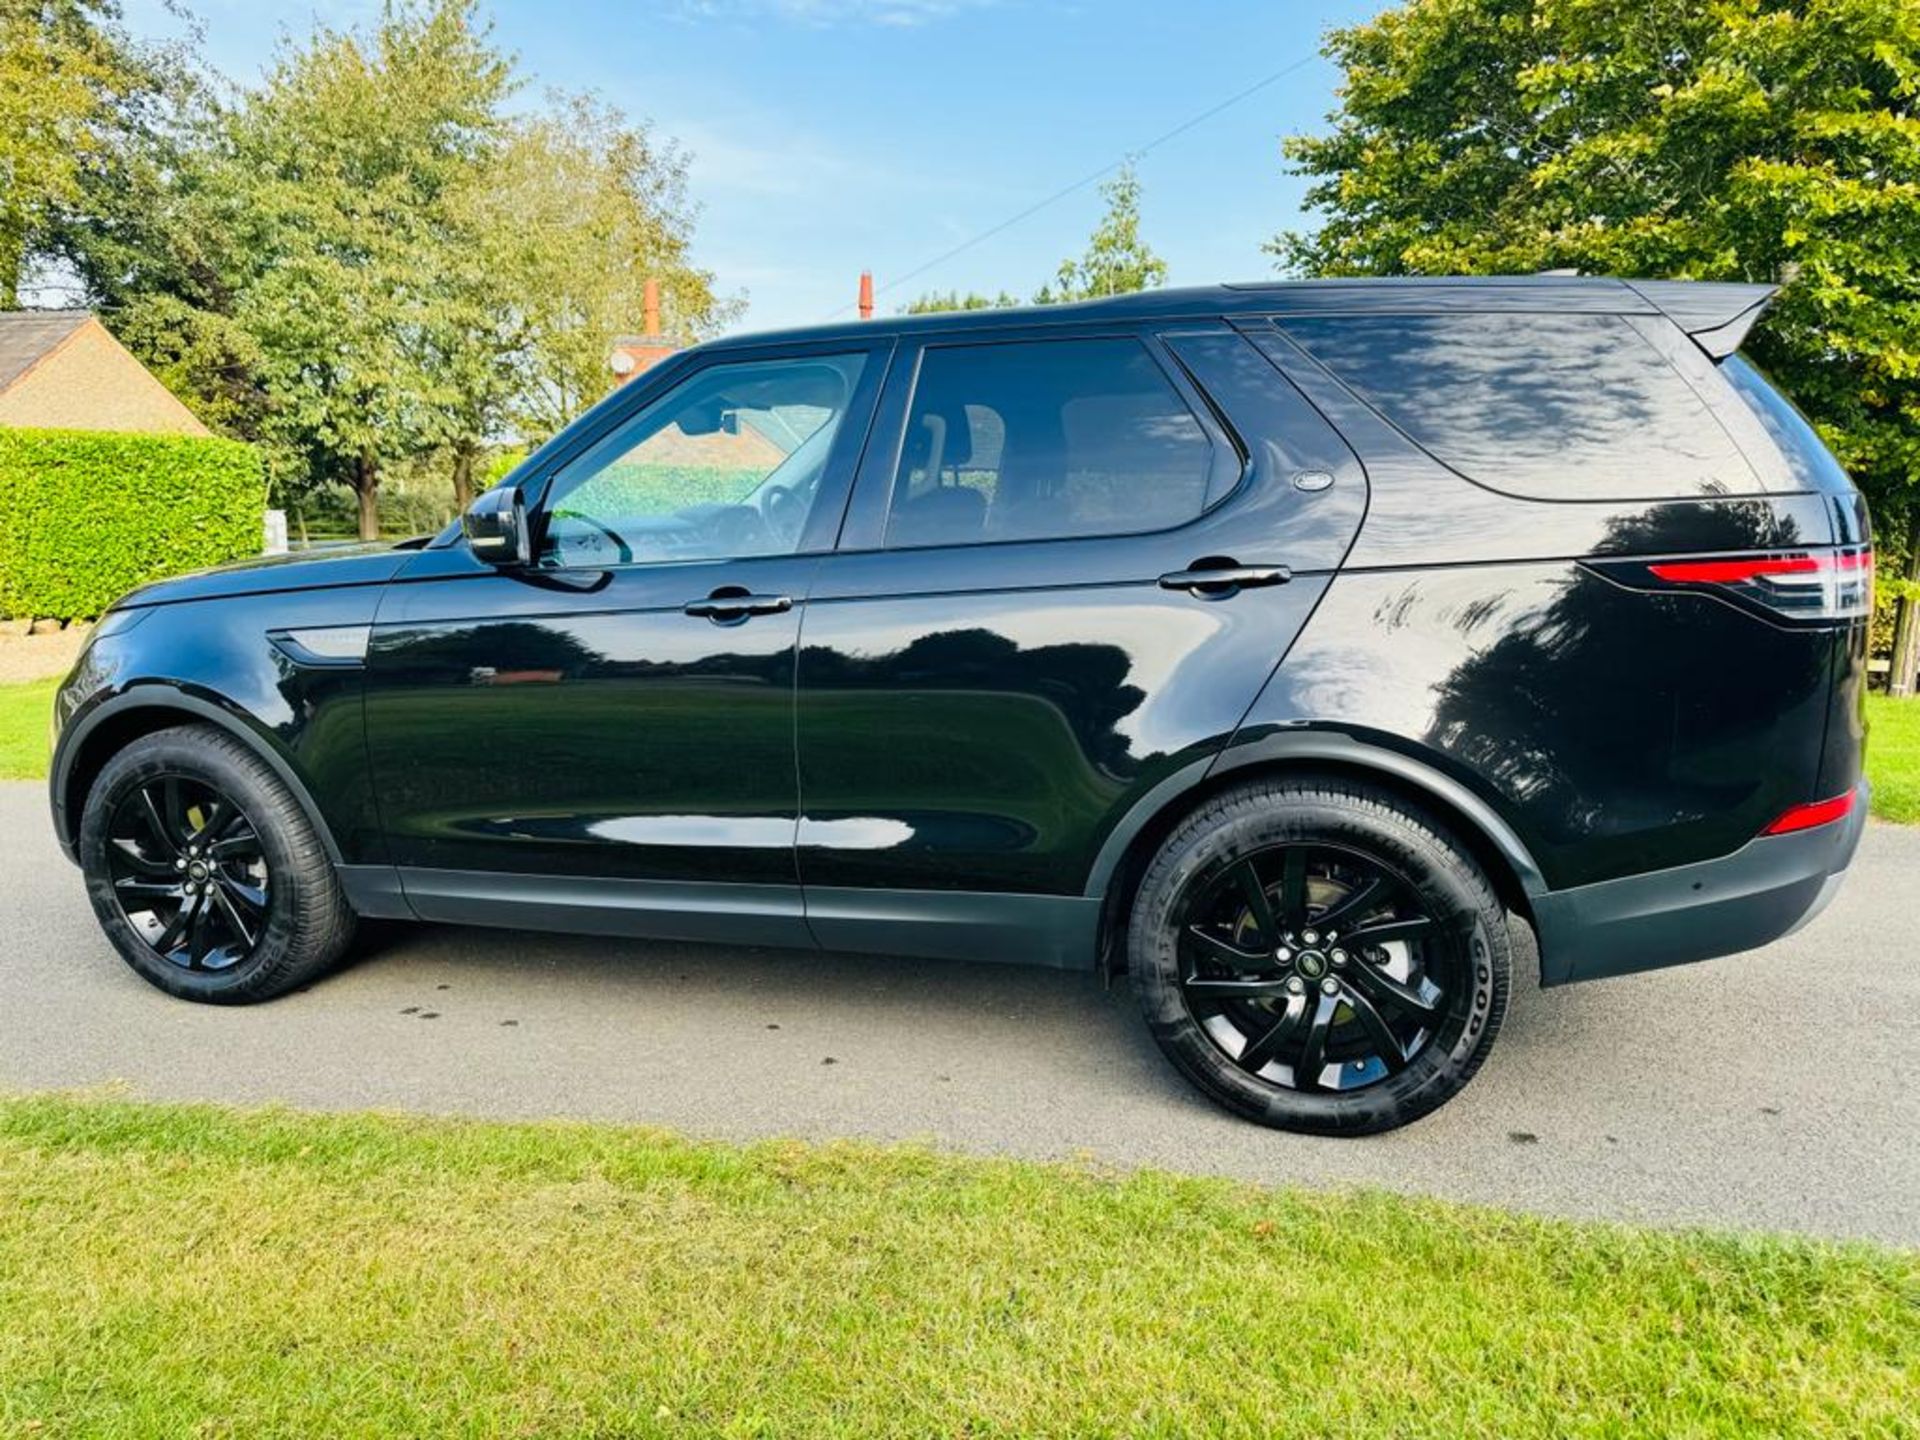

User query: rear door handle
[1157,565,1292,595]
[683,590,793,622]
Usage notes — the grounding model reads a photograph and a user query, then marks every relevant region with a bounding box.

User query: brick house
[0,311,209,436]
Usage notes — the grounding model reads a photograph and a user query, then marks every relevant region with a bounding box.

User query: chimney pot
[643,278,661,338]
[858,270,874,321]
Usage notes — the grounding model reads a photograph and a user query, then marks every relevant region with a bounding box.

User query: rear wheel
[1129,777,1509,1134]
[78,725,355,1003]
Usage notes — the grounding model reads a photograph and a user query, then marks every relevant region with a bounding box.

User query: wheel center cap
[1295,950,1328,980]
[187,861,210,882]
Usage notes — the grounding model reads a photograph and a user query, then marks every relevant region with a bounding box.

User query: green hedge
[0,427,265,621]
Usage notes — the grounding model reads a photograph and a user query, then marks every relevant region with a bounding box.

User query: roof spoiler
[1627,280,1778,360]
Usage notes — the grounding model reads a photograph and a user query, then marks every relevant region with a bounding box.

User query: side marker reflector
[1762,791,1857,837]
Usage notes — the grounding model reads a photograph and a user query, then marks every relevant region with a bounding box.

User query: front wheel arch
[57,689,344,868]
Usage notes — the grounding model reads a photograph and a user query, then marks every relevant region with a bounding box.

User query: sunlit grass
[1865,693,1920,823]
[0,678,55,781]
[0,1095,1913,1438]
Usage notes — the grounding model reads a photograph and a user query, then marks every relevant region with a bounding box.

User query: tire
[1128,776,1509,1135]
[78,724,356,1003]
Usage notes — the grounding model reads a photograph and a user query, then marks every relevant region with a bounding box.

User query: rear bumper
[1533,782,1868,986]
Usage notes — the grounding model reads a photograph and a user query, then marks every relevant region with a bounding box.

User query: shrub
[0,427,265,621]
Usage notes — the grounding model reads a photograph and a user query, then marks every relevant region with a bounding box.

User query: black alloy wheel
[104,774,270,972]
[79,724,356,1003]
[1129,777,1510,1134]
[1177,843,1452,1092]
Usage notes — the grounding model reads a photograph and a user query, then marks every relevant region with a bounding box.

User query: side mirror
[463,485,530,567]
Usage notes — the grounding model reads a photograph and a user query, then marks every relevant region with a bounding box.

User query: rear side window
[885,337,1214,548]
[1279,314,1757,500]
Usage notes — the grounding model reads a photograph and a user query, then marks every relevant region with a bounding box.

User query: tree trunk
[355,454,380,542]
[452,444,476,511]
[1889,521,1920,697]
[0,206,24,311]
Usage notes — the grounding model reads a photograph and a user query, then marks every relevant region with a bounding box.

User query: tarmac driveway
[2,780,1915,1246]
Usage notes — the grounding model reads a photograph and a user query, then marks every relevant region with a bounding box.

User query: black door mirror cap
[463,485,531,568]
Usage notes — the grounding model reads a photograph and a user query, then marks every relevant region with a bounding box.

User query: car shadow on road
[319,913,1606,1128]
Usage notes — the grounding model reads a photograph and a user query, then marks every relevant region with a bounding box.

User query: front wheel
[1128,776,1510,1135]
[78,725,356,1003]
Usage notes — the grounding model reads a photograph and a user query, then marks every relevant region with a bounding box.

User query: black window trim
[833,322,1244,556]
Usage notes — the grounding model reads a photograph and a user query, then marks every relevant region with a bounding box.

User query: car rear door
[792,320,1368,965]
[363,339,888,946]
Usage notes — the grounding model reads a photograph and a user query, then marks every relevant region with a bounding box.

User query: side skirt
[397,868,807,949]
[335,865,1101,970]
[804,887,1100,971]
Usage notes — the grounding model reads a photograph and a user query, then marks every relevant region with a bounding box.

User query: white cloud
[671,113,1011,204]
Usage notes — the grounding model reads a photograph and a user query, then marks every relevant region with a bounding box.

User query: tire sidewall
[1129,784,1508,1134]
[79,729,314,1003]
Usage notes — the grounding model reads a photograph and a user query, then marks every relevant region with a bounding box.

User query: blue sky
[122,0,1387,334]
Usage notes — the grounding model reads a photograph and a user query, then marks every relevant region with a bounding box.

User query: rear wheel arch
[1092,744,1542,974]
[58,690,344,867]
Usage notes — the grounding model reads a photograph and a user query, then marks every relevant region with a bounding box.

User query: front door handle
[1157,564,1292,595]
[683,589,793,623]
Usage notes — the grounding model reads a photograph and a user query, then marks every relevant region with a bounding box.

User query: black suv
[51,278,1872,1133]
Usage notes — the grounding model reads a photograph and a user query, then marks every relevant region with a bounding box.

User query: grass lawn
[0,677,55,781]
[0,1097,1914,1438]
[1863,693,1920,824]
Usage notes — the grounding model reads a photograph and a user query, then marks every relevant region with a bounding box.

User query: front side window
[540,352,867,567]
[885,337,1214,549]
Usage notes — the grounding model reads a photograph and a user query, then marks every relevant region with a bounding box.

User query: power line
[821,51,1325,320]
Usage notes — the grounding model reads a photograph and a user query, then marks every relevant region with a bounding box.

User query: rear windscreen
[1279,314,1759,501]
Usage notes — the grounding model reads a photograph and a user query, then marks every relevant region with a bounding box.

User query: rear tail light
[1632,547,1872,625]
[1761,789,1858,836]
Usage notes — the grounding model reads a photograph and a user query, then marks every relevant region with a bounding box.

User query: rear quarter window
[1719,355,1854,494]
[1279,314,1760,501]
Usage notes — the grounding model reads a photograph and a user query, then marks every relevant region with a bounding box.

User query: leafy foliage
[25,0,728,537]
[900,289,1023,315]
[1036,162,1167,304]
[480,93,736,445]
[1273,0,1920,532]
[213,0,515,539]
[0,0,179,308]
[0,427,264,619]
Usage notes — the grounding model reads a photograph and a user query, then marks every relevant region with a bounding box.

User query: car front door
[364,340,888,945]
[793,323,1368,966]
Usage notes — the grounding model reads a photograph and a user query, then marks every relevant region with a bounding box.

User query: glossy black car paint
[51,277,1870,988]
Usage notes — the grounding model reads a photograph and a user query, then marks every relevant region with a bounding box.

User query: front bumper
[1532,782,1869,986]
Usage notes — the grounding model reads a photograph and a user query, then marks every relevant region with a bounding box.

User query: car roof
[698,275,1776,354]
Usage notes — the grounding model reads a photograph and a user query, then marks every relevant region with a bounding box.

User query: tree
[44,13,268,442]
[0,0,175,307]
[1274,0,1920,688]
[1034,162,1167,304]
[48,12,727,528]
[214,0,513,539]
[478,93,732,446]
[900,289,1022,315]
